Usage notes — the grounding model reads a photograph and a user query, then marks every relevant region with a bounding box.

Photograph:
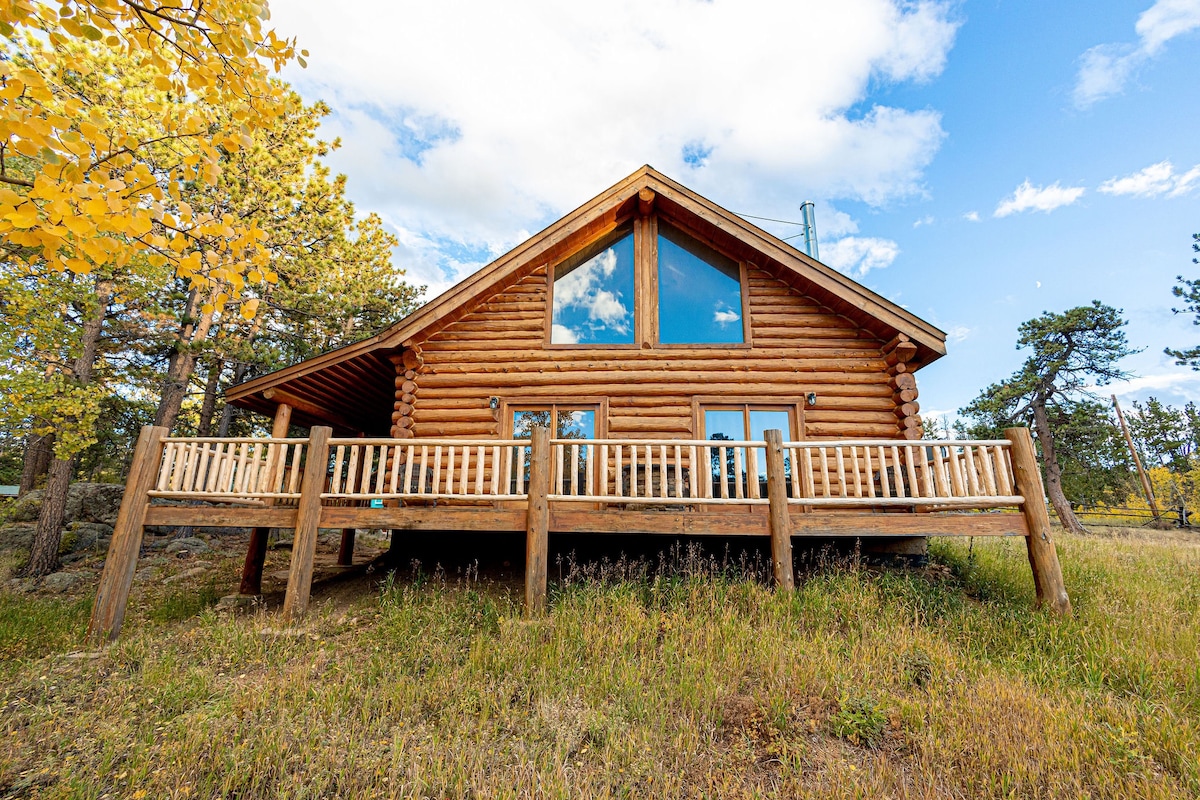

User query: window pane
[512,409,552,439]
[705,409,745,441]
[749,410,792,485]
[749,410,792,442]
[657,226,744,344]
[555,409,595,440]
[551,232,635,344]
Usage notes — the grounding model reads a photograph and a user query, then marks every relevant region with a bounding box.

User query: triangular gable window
[657,224,744,344]
[550,227,635,345]
[547,210,746,347]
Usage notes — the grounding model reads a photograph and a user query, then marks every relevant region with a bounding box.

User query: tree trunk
[19,456,76,577]
[19,278,112,578]
[153,289,216,432]
[217,361,250,436]
[18,431,54,497]
[1031,399,1088,534]
[196,358,223,437]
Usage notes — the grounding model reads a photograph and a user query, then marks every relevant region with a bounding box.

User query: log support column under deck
[283,426,332,621]
[764,429,795,590]
[88,425,168,644]
[239,402,291,596]
[1005,426,1071,615]
[525,426,551,616]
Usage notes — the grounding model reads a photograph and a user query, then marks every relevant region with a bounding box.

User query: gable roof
[227,166,947,432]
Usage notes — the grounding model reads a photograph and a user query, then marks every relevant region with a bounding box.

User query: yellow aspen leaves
[0,0,299,297]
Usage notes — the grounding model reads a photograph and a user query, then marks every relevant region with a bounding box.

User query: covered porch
[86,424,1070,644]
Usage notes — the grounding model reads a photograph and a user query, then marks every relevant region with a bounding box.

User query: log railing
[148,437,308,502]
[144,435,1021,510]
[323,438,532,501]
[547,438,1020,509]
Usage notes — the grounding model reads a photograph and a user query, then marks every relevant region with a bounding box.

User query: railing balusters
[403,445,416,494]
[747,446,759,500]
[569,444,579,496]
[716,446,727,499]
[979,445,998,496]
[863,446,875,498]
[615,444,624,497]
[476,446,486,495]
[459,446,470,495]
[673,445,683,500]
[491,445,501,495]
[599,444,608,497]
[818,446,830,498]
[432,445,442,494]
[418,446,429,494]
[964,445,981,496]
[689,445,699,499]
[850,446,862,498]
[903,446,920,500]
[390,446,402,494]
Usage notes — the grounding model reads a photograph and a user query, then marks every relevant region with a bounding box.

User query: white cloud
[1073,0,1200,108]
[994,180,1085,218]
[550,323,579,345]
[913,215,934,228]
[821,236,900,278]
[962,210,980,222]
[713,308,740,327]
[269,1,960,284]
[1100,371,1200,399]
[553,248,631,335]
[1099,160,1200,198]
[945,325,970,343]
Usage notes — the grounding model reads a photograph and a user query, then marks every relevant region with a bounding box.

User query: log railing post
[88,425,169,644]
[764,430,795,590]
[282,426,332,622]
[239,402,291,596]
[1004,426,1071,615]
[525,426,551,616]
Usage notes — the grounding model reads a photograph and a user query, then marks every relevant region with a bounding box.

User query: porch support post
[282,425,332,622]
[764,429,795,590]
[88,425,169,644]
[239,402,291,596]
[337,529,356,567]
[525,426,551,616]
[1004,426,1071,615]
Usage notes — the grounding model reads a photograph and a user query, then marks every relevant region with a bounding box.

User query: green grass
[1,529,1198,798]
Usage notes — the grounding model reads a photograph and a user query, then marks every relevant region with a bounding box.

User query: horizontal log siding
[406,265,899,440]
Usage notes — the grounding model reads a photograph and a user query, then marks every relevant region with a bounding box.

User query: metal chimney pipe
[800,201,819,261]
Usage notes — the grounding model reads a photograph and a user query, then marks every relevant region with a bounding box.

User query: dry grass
[1,527,1198,799]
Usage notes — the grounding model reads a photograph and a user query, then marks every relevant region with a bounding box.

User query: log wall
[391,261,920,442]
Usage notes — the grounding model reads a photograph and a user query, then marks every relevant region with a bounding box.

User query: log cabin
[88,166,1071,642]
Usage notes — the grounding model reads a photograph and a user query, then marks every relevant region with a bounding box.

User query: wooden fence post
[282,426,332,622]
[87,425,169,644]
[764,430,795,590]
[1004,426,1072,615]
[239,402,291,596]
[525,426,551,616]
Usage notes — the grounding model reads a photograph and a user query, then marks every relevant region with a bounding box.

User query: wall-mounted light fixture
[489,396,500,410]
[806,392,817,406]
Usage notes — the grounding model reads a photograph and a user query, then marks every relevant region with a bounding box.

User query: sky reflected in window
[551,232,634,344]
[658,226,743,344]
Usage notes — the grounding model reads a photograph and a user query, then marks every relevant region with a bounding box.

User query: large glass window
[657,225,744,344]
[703,405,796,495]
[550,230,635,345]
[511,405,597,493]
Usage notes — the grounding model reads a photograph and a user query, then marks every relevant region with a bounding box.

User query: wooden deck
[87,425,1070,643]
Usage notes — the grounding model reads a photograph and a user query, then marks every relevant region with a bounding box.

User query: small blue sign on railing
[370,498,384,508]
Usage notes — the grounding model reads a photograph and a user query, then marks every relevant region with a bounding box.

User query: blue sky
[270,0,1200,424]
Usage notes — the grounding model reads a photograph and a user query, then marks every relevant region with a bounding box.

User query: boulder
[42,571,83,593]
[59,522,115,554]
[165,536,212,556]
[0,522,36,552]
[8,483,125,527]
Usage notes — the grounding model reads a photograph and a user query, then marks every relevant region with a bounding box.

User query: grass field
[1,528,1198,799]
